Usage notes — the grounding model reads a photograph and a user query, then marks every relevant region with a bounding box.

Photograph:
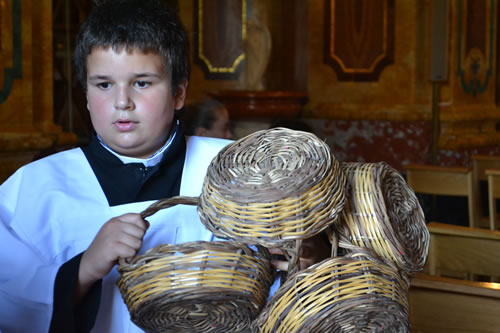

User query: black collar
[81,129,186,206]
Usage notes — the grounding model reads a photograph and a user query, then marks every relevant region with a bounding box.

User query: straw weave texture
[335,162,429,275]
[117,241,275,333]
[198,127,346,249]
[115,130,426,332]
[139,128,346,275]
[253,246,409,333]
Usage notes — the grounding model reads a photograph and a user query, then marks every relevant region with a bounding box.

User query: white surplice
[0,136,231,333]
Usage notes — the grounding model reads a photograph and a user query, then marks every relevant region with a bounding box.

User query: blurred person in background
[180,97,233,139]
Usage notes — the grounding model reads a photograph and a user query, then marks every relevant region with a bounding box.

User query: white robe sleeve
[0,168,60,333]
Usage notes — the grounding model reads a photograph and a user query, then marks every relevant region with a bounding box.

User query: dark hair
[180,97,225,135]
[74,0,190,94]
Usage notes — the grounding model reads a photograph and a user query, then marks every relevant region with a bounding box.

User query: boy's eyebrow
[133,72,163,79]
[88,75,111,81]
[88,73,163,81]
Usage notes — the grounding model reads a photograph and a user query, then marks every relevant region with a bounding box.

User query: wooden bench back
[404,164,475,227]
[472,155,500,228]
[425,222,500,278]
[410,273,500,333]
[410,221,500,331]
[486,169,500,230]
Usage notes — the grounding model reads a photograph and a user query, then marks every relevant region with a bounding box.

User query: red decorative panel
[466,0,486,54]
[209,90,307,119]
[193,0,246,80]
[0,3,3,50]
[317,119,500,171]
[324,0,394,81]
[457,0,494,95]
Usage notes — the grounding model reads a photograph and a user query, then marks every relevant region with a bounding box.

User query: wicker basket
[331,162,429,276]
[116,241,275,333]
[141,128,346,274]
[198,127,346,272]
[252,245,410,333]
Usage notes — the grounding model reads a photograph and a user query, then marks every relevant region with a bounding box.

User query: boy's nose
[114,87,134,110]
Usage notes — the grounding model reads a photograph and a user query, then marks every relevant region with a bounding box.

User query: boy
[0,1,328,332]
[0,1,230,332]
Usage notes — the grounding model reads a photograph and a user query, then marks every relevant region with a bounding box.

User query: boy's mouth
[114,119,138,132]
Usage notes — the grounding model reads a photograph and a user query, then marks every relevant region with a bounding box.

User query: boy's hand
[76,213,149,302]
[270,233,331,272]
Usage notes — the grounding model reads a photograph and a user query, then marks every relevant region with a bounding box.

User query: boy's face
[86,47,187,158]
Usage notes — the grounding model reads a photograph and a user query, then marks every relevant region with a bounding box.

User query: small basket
[117,241,275,333]
[252,245,410,333]
[331,162,429,276]
[198,127,346,273]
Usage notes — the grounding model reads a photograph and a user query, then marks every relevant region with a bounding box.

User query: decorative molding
[0,0,22,104]
[209,90,307,119]
[310,102,500,122]
[457,0,495,95]
[194,0,246,80]
[324,0,394,81]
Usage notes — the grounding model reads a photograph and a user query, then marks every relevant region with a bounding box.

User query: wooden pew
[472,155,500,229]
[404,164,476,227]
[424,222,500,278]
[409,222,500,332]
[410,273,500,333]
[486,168,500,230]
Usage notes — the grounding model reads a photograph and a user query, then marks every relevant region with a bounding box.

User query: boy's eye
[135,80,151,88]
[97,82,111,89]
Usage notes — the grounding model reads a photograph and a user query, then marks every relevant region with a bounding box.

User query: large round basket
[116,241,275,333]
[332,162,429,276]
[252,246,409,333]
[140,128,346,275]
[198,127,346,272]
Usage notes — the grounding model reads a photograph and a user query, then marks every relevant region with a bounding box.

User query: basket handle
[140,195,200,218]
[279,239,302,283]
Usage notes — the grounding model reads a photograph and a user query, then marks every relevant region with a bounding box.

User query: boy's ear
[174,80,188,110]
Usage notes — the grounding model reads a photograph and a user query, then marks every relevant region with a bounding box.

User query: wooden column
[0,0,76,182]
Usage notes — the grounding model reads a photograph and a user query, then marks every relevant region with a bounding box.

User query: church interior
[0,0,499,332]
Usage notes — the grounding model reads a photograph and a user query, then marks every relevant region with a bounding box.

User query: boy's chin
[121,145,162,159]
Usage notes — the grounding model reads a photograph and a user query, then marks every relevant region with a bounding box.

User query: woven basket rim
[116,241,276,333]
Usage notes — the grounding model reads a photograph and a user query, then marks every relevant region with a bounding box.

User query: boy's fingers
[113,243,138,260]
[121,222,148,239]
[116,233,143,251]
[116,213,150,231]
[268,248,284,255]
[271,260,289,272]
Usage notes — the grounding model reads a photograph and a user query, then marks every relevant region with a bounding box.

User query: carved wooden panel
[457,0,495,96]
[0,0,22,104]
[324,0,394,81]
[497,0,500,105]
[0,1,78,182]
[194,0,246,80]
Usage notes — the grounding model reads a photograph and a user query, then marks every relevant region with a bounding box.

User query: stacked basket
[117,128,347,332]
[252,161,429,332]
[117,128,429,333]
[252,247,410,333]
[333,162,429,275]
[117,241,274,333]
[197,127,347,274]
